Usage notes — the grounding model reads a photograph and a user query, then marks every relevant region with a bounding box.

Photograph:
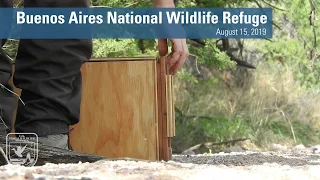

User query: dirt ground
[1,147,320,180]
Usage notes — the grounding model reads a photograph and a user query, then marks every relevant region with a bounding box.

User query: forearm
[153,0,175,7]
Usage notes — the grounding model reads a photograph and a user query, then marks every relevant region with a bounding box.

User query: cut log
[0,135,106,166]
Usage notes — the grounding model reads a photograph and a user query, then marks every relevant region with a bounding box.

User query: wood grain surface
[156,57,171,160]
[69,60,159,160]
[166,75,175,137]
[89,57,156,62]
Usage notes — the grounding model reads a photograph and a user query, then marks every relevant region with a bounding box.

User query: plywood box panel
[69,60,159,160]
[10,57,174,161]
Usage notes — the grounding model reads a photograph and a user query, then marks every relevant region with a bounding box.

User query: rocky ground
[1,145,320,180]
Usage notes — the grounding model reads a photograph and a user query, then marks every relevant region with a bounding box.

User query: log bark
[0,135,106,166]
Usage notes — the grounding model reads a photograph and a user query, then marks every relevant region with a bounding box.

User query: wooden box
[10,57,175,161]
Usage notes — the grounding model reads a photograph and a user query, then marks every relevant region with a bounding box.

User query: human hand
[158,38,189,75]
[153,0,189,75]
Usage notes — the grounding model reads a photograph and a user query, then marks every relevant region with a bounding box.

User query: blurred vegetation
[3,0,320,153]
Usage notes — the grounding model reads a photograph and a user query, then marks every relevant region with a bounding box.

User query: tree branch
[308,0,318,67]
[253,0,282,30]
[182,138,249,153]
[260,0,287,11]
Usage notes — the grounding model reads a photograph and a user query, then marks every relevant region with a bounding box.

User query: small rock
[35,168,42,174]
[206,159,215,164]
[81,177,92,180]
[269,144,287,151]
[181,150,195,155]
[311,145,320,154]
[24,171,34,179]
[224,145,245,153]
[293,144,305,149]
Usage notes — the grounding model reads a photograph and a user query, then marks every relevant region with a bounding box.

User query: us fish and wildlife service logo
[6,133,38,167]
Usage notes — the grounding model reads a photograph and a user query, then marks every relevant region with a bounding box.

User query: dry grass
[173,61,320,151]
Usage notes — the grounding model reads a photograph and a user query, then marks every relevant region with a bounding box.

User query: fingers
[157,38,188,75]
[167,39,182,66]
[157,39,168,57]
[168,39,189,75]
[167,51,180,66]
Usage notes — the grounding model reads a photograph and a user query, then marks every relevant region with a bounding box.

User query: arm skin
[153,0,189,75]
[153,0,175,7]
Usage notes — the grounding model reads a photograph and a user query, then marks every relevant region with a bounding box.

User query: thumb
[158,39,168,57]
